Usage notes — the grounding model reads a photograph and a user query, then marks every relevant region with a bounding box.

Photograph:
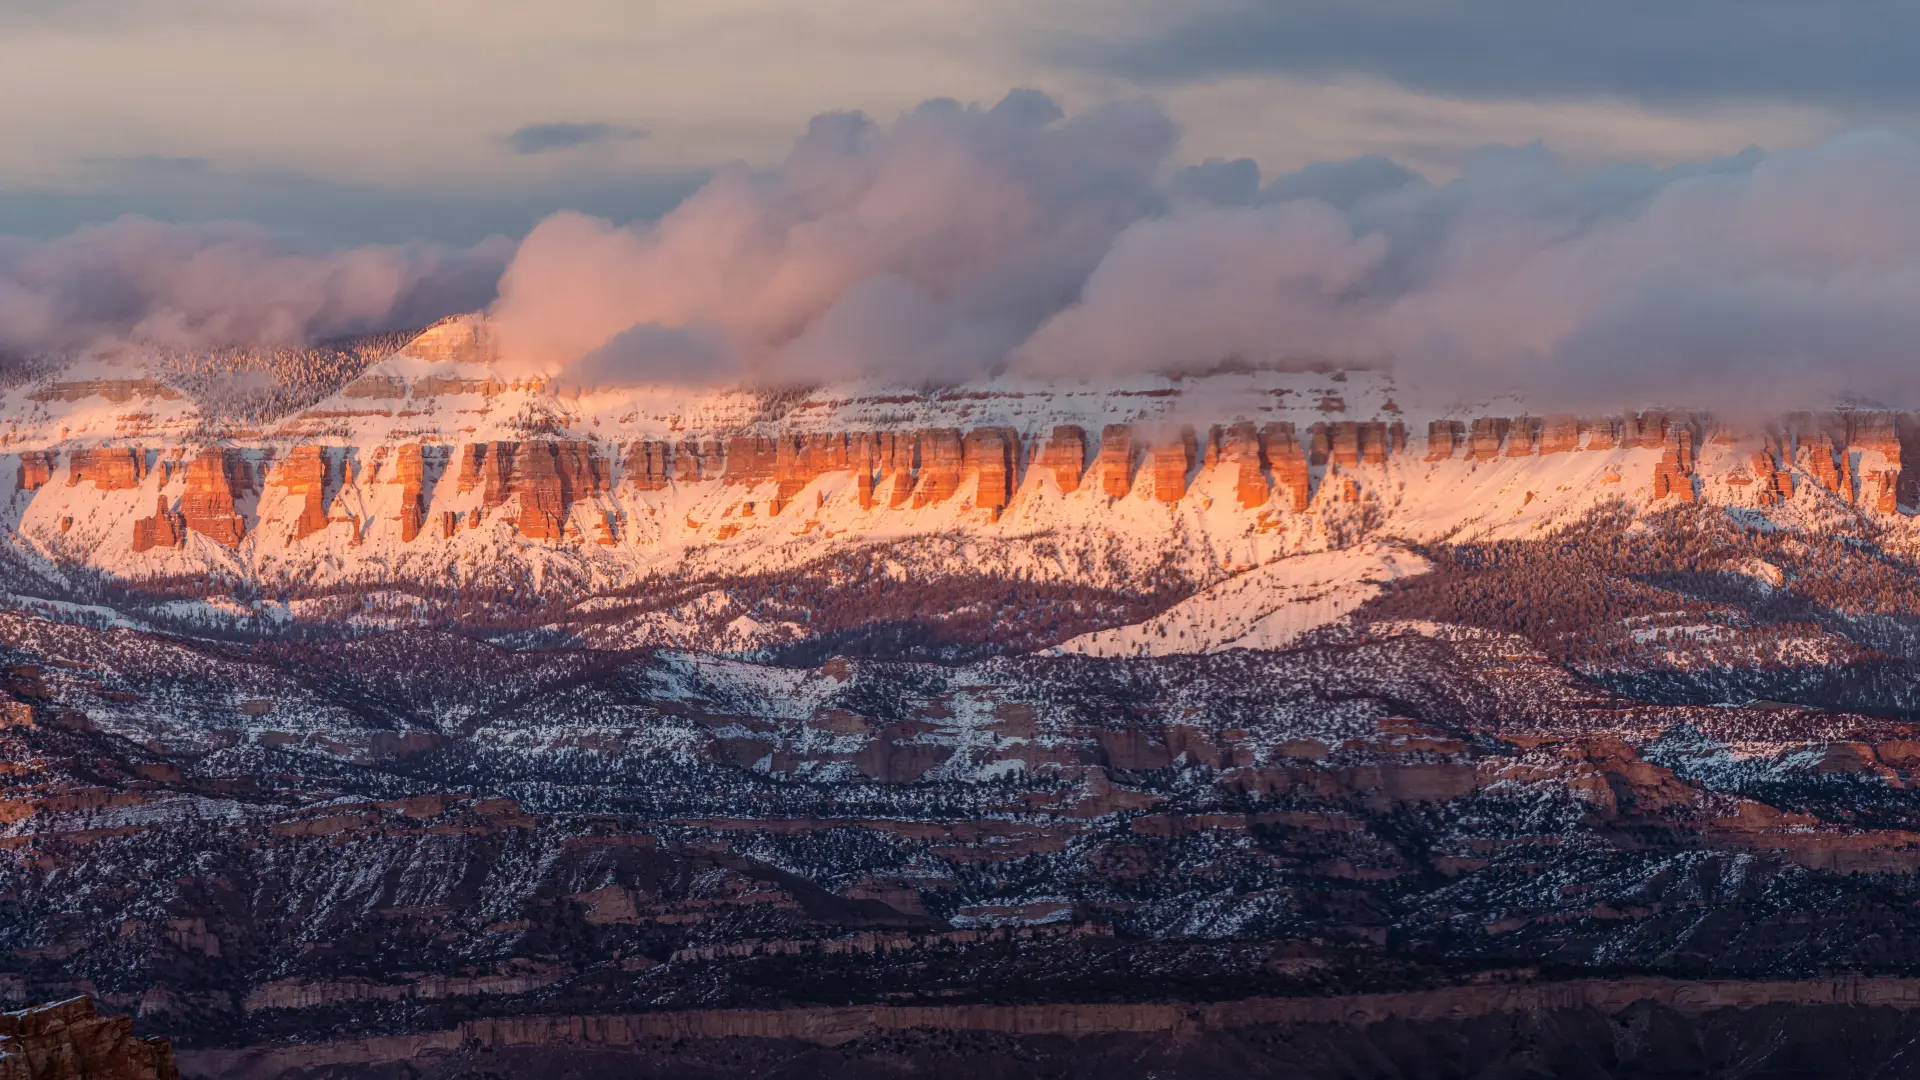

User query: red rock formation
[624,441,672,491]
[0,996,178,1079]
[1150,428,1196,503]
[179,448,247,546]
[66,447,143,491]
[1327,422,1361,467]
[1360,421,1389,464]
[1261,423,1309,511]
[16,452,54,492]
[131,496,185,553]
[963,429,1015,515]
[511,442,606,541]
[1096,425,1134,499]
[1425,420,1465,461]
[1586,417,1623,451]
[1633,411,1672,449]
[677,437,725,483]
[1217,423,1267,509]
[272,445,333,541]
[440,511,459,539]
[1651,427,1696,502]
[1505,417,1541,457]
[912,429,964,508]
[1847,412,1903,512]
[1751,442,1794,505]
[391,444,429,542]
[724,437,778,487]
[454,444,485,494]
[1801,433,1844,495]
[1539,415,1580,455]
[1467,418,1510,460]
[1308,424,1331,467]
[772,433,850,515]
[1036,426,1086,494]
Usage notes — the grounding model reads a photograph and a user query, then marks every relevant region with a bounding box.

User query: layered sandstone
[391,444,429,543]
[513,442,606,541]
[1467,418,1510,461]
[1651,427,1696,502]
[623,441,672,491]
[1215,423,1267,509]
[1586,417,1623,451]
[0,996,177,1080]
[1505,417,1541,457]
[1261,423,1310,512]
[1036,426,1086,494]
[1425,420,1465,461]
[724,437,778,487]
[1096,425,1134,499]
[1150,428,1196,503]
[1751,442,1795,505]
[963,429,1015,514]
[179,449,247,547]
[130,496,185,553]
[66,448,143,491]
[1801,433,1844,495]
[16,452,54,492]
[912,430,964,508]
[271,446,333,541]
[1539,414,1580,455]
[772,434,850,515]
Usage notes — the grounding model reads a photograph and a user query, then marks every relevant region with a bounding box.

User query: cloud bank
[491,90,1920,409]
[8,90,1920,411]
[0,217,510,361]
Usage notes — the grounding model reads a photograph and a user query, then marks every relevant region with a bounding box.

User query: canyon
[6,317,1920,1077]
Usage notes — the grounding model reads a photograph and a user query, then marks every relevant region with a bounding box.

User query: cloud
[0,216,510,359]
[0,154,705,247]
[489,90,1177,387]
[1062,0,1920,109]
[487,90,1920,410]
[506,121,650,156]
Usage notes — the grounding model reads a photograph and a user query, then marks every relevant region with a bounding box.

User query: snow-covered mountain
[3,315,1913,656]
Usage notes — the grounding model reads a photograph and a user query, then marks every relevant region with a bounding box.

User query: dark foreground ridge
[0,996,177,1079]
[176,977,1920,1079]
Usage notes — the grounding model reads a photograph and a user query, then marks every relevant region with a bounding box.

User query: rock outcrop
[724,437,778,487]
[1035,426,1086,494]
[1214,423,1267,509]
[912,430,964,509]
[66,448,144,492]
[130,496,185,553]
[1149,428,1196,503]
[1261,423,1310,511]
[963,429,1015,515]
[623,441,672,491]
[271,446,332,541]
[1751,442,1795,505]
[1425,420,1464,461]
[0,996,177,1079]
[1505,416,1541,457]
[391,444,429,542]
[179,449,247,547]
[512,442,605,541]
[1651,426,1696,502]
[1467,418,1511,460]
[1539,414,1579,455]
[16,453,54,493]
[1096,425,1134,499]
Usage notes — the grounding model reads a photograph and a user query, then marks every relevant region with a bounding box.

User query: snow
[1048,543,1430,658]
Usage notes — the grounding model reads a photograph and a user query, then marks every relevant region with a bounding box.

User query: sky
[5,0,1920,406]
[2,0,1887,245]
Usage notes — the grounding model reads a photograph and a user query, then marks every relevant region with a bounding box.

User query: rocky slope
[8,321,1920,1075]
